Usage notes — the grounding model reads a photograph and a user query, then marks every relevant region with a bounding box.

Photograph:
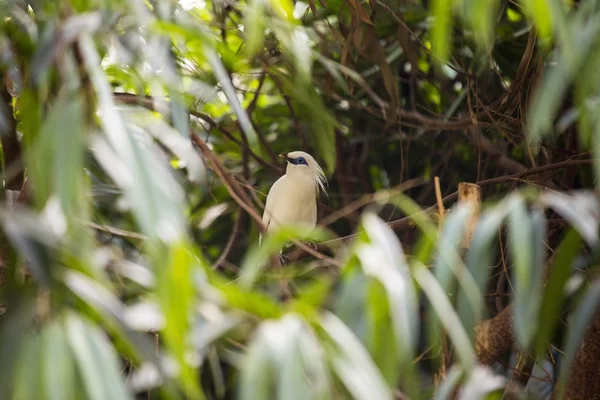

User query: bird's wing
[260,175,286,242]
[307,195,317,227]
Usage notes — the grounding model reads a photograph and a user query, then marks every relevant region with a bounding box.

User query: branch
[288,158,594,262]
[191,133,266,234]
[0,77,23,191]
[212,210,246,270]
[112,92,281,174]
[551,308,600,399]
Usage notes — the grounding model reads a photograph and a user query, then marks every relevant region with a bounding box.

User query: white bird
[260,151,327,242]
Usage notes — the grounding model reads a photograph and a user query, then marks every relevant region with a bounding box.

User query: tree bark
[551,310,600,400]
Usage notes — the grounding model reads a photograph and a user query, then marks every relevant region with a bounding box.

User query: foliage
[1,0,600,399]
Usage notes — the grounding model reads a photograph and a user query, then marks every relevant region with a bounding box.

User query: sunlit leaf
[520,0,554,42]
[431,0,457,64]
[80,33,188,244]
[244,0,267,58]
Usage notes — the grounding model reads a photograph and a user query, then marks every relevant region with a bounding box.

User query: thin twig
[288,158,594,262]
[191,132,266,234]
[434,176,444,225]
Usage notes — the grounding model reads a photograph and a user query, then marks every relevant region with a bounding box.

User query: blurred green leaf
[319,312,393,400]
[65,312,133,400]
[541,191,600,247]
[460,365,505,398]
[431,0,456,64]
[414,263,476,370]
[521,0,554,42]
[155,241,204,399]
[434,365,464,400]
[459,195,520,341]
[205,47,260,152]
[239,314,331,400]
[355,212,418,385]
[509,201,546,350]
[238,223,334,289]
[244,0,267,58]
[463,0,499,53]
[277,73,338,175]
[30,89,86,221]
[536,229,583,357]
[42,319,77,400]
[528,13,600,145]
[12,331,43,400]
[429,203,480,359]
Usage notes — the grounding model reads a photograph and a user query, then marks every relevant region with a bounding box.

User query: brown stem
[112,92,281,173]
[191,133,266,234]
[287,158,593,262]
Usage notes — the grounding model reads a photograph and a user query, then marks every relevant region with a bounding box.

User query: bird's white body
[260,151,326,241]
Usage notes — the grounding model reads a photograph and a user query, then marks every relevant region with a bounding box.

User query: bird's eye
[297,157,306,165]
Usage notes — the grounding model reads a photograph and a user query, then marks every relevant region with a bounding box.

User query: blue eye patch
[292,157,307,165]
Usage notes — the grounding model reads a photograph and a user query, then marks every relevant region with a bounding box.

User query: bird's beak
[279,153,292,163]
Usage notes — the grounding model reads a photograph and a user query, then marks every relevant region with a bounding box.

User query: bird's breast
[266,175,317,232]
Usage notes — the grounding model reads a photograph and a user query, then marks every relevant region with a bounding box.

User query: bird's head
[280,151,327,194]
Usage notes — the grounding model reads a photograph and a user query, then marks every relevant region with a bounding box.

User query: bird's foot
[278,253,290,266]
[304,240,319,252]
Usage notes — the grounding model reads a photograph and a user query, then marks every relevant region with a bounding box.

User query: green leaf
[365,279,398,385]
[205,47,260,152]
[355,212,418,385]
[413,263,476,370]
[462,0,499,52]
[238,223,334,289]
[319,312,392,400]
[459,195,519,341]
[42,320,77,400]
[122,108,205,184]
[528,14,600,145]
[509,201,546,350]
[521,0,554,42]
[239,314,331,400]
[80,33,188,244]
[276,74,338,176]
[244,0,267,58]
[536,229,583,357]
[434,366,464,400]
[541,191,599,247]
[12,333,43,400]
[30,89,86,222]
[155,241,204,399]
[431,0,457,64]
[429,203,480,360]
[65,312,133,400]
